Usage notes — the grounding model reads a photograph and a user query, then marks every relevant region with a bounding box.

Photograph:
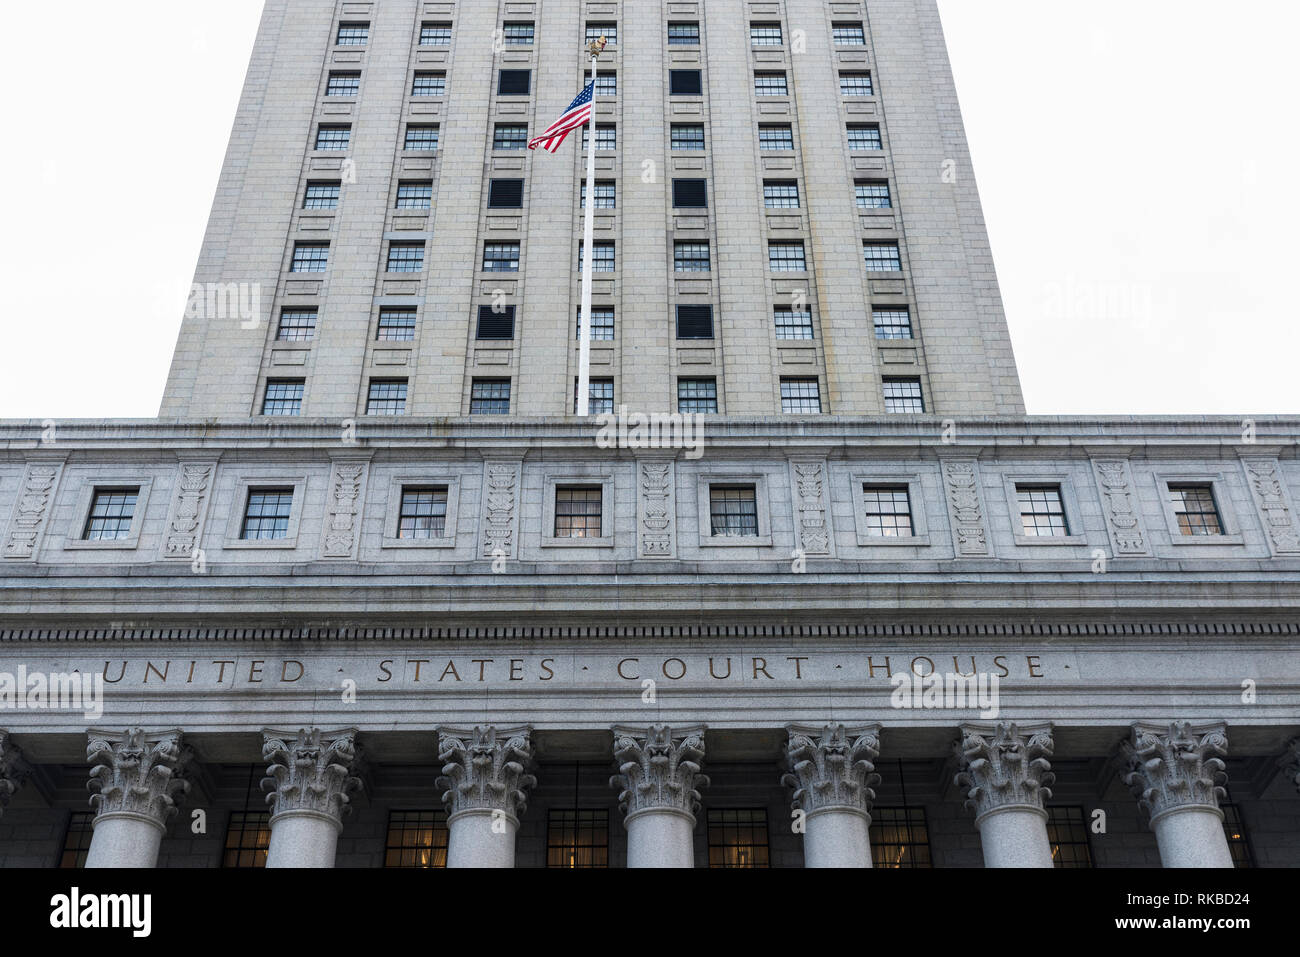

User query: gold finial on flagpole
[588,35,607,57]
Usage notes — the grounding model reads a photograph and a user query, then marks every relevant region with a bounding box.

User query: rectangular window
[583,72,618,96]
[387,242,425,272]
[555,486,603,537]
[710,486,759,537]
[83,488,139,541]
[676,304,714,339]
[58,812,94,868]
[781,378,822,413]
[883,378,925,413]
[367,379,408,416]
[862,485,913,537]
[678,378,718,414]
[773,307,813,340]
[420,23,452,47]
[768,241,806,271]
[580,181,616,209]
[412,72,446,96]
[754,72,788,96]
[336,22,369,46]
[671,124,706,150]
[863,242,902,271]
[1169,484,1224,536]
[574,379,615,415]
[667,22,699,45]
[303,182,340,210]
[493,124,528,150]
[578,241,615,273]
[241,489,294,540]
[290,242,329,273]
[1018,485,1070,537]
[670,70,703,96]
[758,125,794,150]
[576,307,615,340]
[470,379,511,415]
[1047,807,1094,868]
[482,242,521,272]
[476,305,516,340]
[672,178,708,208]
[1221,804,1254,867]
[488,179,525,208]
[856,180,892,209]
[389,182,430,211]
[707,809,769,868]
[326,72,360,97]
[870,807,931,868]
[222,811,271,868]
[547,809,609,868]
[404,125,439,151]
[848,124,883,150]
[502,22,534,45]
[840,72,874,96]
[581,125,617,151]
[764,181,800,208]
[262,380,304,416]
[498,70,531,96]
[674,242,711,272]
[750,23,784,46]
[377,308,417,341]
[398,487,448,539]
[873,307,913,339]
[833,22,868,46]
[384,810,448,868]
[277,309,317,341]
[586,23,618,45]
[315,125,351,150]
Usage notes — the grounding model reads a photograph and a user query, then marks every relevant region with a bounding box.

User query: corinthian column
[782,723,880,868]
[0,732,30,820]
[955,722,1056,868]
[436,726,535,868]
[261,728,362,868]
[610,724,708,868]
[1122,721,1233,868]
[85,728,190,868]
[1282,739,1300,795]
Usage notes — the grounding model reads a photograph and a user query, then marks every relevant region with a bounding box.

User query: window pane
[671,124,705,150]
[378,308,418,341]
[412,72,446,96]
[578,242,615,272]
[83,488,139,541]
[668,22,699,45]
[707,809,770,868]
[482,242,521,272]
[833,23,867,46]
[470,379,511,415]
[59,812,95,868]
[315,125,351,150]
[547,809,609,868]
[498,70,531,96]
[241,489,294,540]
[781,378,821,413]
[493,124,529,150]
[754,72,788,96]
[398,487,448,539]
[326,73,360,96]
[223,811,271,869]
[670,70,703,96]
[420,23,452,46]
[848,124,883,150]
[870,807,931,868]
[262,380,304,416]
[576,307,615,340]
[873,307,912,339]
[395,181,432,209]
[573,379,614,415]
[336,23,369,46]
[758,125,794,150]
[883,378,924,413]
[291,243,329,272]
[840,72,874,96]
[678,378,718,413]
[303,182,340,210]
[710,486,759,536]
[387,243,425,272]
[863,242,901,271]
[1018,485,1070,537]
[856,181,892,208]
[764,181,799,208]
[1169,484,1224,535]
[277,309,317,341]
[1047,807,1094,868]
[769,241,806,271]
[502,22,534,44]
[676,305,714,339]
[476,305,516,340]
[862,486,913,537]
[367,380,408,416]
[405,125,440,150]
[385,810,449,868]
[774,308,813,340]
[580,181,616,209]
[674,242,711,272]
[555,486,603,537]
[751,23,783,46]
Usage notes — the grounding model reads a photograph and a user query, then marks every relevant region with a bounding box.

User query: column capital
[261,728,362,828]
[610,724,709,822]
[1122,721,1227,823]
[1282,738,1300,795]
[955,722,1055,821]
[436,725,536,823]
[782,722,881,817]
[86,728,191,829]
[0,731,30,819]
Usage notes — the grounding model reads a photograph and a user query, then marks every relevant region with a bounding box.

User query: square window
[574,379,615,415]
[377,308,417,341]
[862,485,913,537]
[670,70,703,96]
[488,179,525,209]
[493,124,529,150]
[326,72,360,97]
[1169,484,1224,536]
[555,487,603,538]
[502,22,534,45]
[498,70,531,96]
[262,380,304,416]
[303,181,340,210]
[336,22,369,46]
[581,125,617,151]
[873,307,913,339]
[387,242,425,272]
[774,307,814,340]
[576,307,615,340]
[883,378,924,413]
[1017,485,1070,537]
[580,181,616,209]
[367,379,408,416]
[848,124,883,150]
[671,124,706,150]
[764,181,800,208]
[750,23,784,46]
[412,72,446,96]
[385,810,449,868]
[398,487,448,539]
[476,305,516,340]
[870,807,931,868]
[678,378,718,414]
[482,242,521,272]
[586,23,618,45]
[863,242,902,271]
[710,486,759,537]
[707,809,770,868]
[672,178,708,208]
[315,125,351,150]
[547,809,609,868]
[840,72,874,96]
[780,378,821,413]
[404,125,439,150]
[223,811,271,868]
[241,489,295,540]
[856,180,892,209]
[668,22,699,45]
[754,72,788,96]
[758,125,794,150]
[769,241,806,271]
[470,379,511,415]
[420,23,452,47]
[583,72,618,97]
[676,304,714,339]
[291,242,329,273]
[83,488,139,541]
[674,242,711,272]
[578,241,615,272]
[396,181,433,209]
[833,23,867,46]
[277,309,317,341]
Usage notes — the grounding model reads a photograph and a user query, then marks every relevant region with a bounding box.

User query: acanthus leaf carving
[4,465,59,559]
[481,464,520,559]
[86,728,191,826]
[1093,459,1149,555]
[638,462,675,558]
[792,461,831,556]
[261,727,362,824]
[164,463,215,558]
[954,722,1055,819]
[1122,721,1227,821]
[610,724,709,819]
[943,460,988,556]
[1242,457,1300,554]
[436,725,535,820]
[322,463,366,559]
[782,723,880,816]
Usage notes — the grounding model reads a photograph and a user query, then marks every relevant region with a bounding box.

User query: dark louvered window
[676,305,714,340]
[476,305,516,340]
[498,70,531,95]
[670,70,703,96]
[672,179,708,208]
[488,179,525,208]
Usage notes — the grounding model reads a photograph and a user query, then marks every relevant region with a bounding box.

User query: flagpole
[576,39,604,417]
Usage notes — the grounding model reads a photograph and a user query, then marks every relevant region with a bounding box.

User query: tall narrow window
[262,380,304,416]
[547,810,609,868]
[83,488,139,541]
[222,811,271,868]
[241,489,294,540]
[555,486,603,537]
[707,809,769,868]
[398,487,448,539]
[1221,804,1254,867]
[1046,807,1094,868]
[58,812,94,868]
[1017,485,1070,537]
[367,380,408,416]
[384,810,449,868]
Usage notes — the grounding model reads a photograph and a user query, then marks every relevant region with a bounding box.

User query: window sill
[700,535,773,548]
[540,537,615,549]
[63,539,141,551]
[1012,534,1088,547]
[1166,534,1246,546]
[854,535,931,548]
[222,539,300,550]
[381,536,457,550]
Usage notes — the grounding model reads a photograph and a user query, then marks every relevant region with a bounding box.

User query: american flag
[528,82,594,153]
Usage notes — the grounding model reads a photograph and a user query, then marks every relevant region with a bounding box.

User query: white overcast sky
[0,1,1296,419]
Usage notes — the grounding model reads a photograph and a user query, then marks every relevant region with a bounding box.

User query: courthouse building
[1,0,1298,869]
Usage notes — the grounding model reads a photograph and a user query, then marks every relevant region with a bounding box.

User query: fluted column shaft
[84,728,190,869]
[611,724,708,868]
[261,727,361,868]
[783,723,881,868]
[437,725,536,868]
[956,722,1056,868]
